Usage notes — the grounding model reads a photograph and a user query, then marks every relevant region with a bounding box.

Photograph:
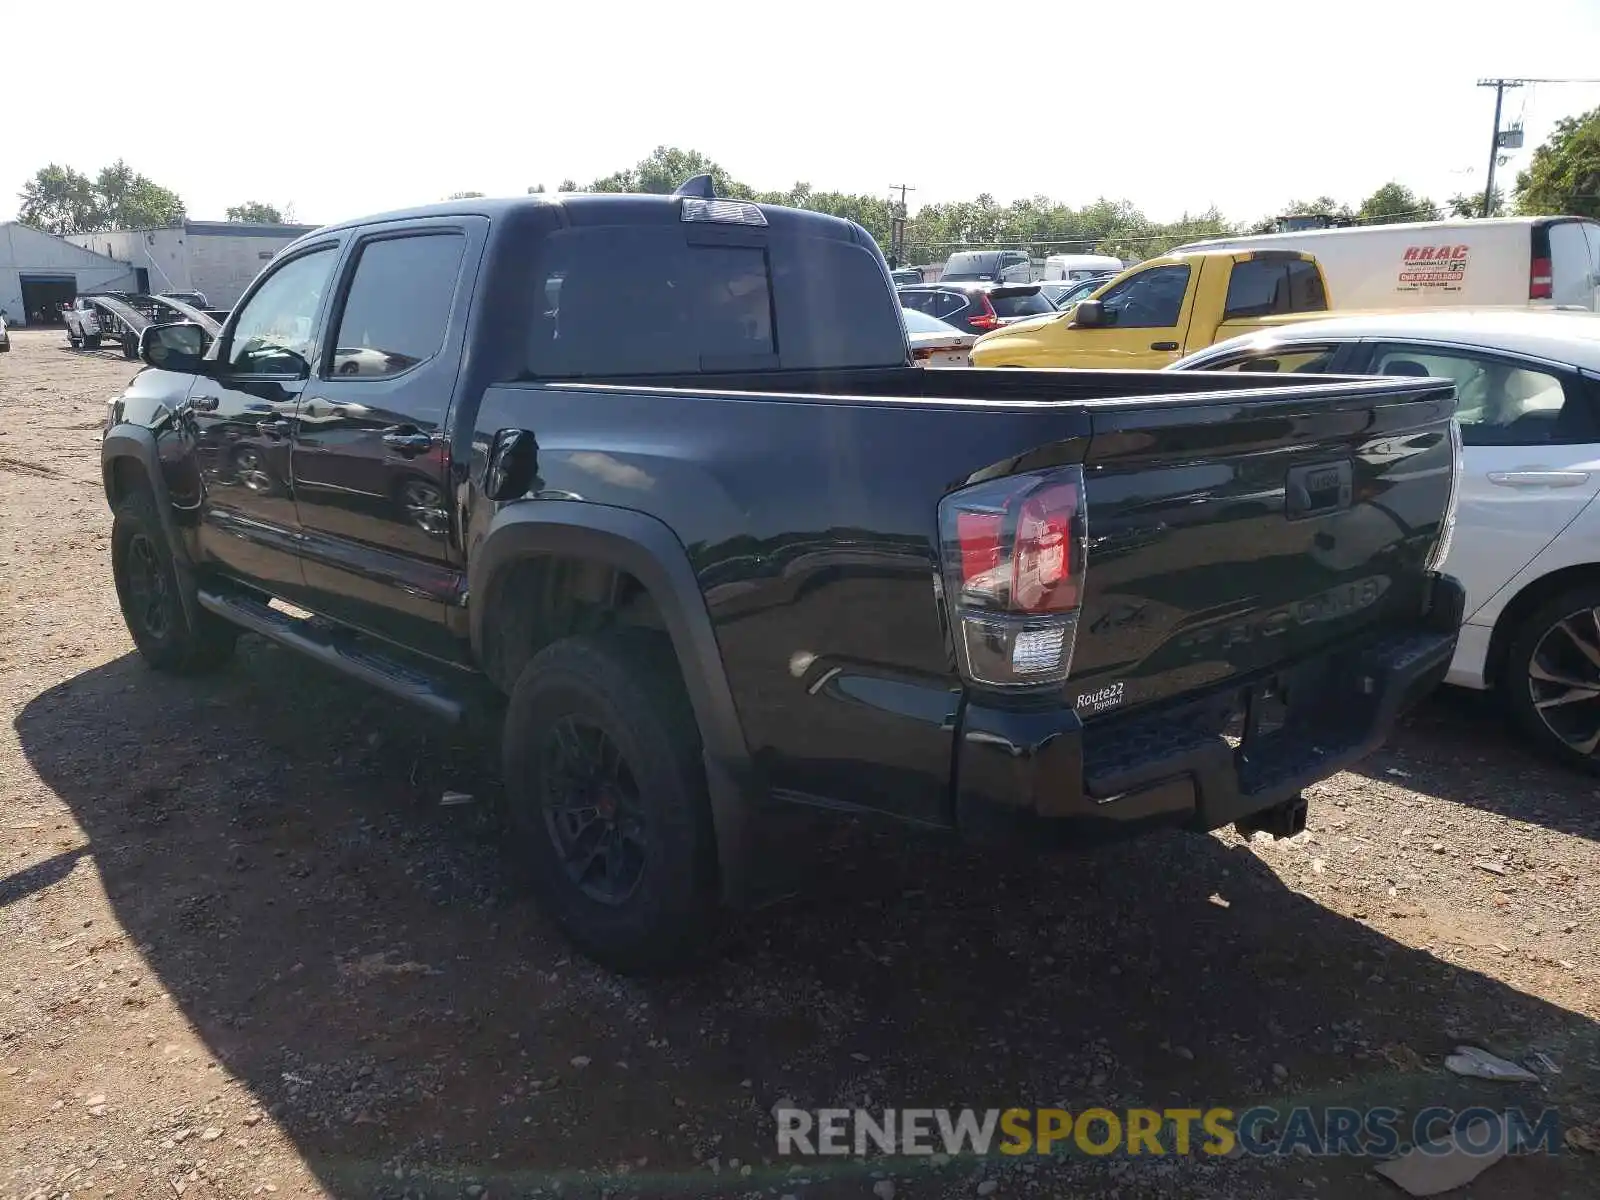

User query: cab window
[1224,259,1328,320]
[1096,265,1190,328]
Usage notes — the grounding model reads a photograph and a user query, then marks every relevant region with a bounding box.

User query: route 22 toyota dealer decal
[1397,243,1469,292]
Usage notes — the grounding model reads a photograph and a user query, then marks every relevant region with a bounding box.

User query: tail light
[1426,418,1464,572]
[1530,256,1553,300]
[967,297,1002,331]
[938,467,1088,690]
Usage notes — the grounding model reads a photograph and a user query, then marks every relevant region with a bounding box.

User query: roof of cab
[284,191,869,249]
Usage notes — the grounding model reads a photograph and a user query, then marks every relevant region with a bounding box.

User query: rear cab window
[527,216,904,377]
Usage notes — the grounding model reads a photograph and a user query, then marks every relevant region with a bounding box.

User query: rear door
[1352,340,1600,621]
[1549,220,1596,309]
[289,217,485,658]
[1072,262,1196,367]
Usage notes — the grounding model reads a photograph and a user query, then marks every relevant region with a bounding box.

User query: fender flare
[469,501,760,904]
[102,423,202,630]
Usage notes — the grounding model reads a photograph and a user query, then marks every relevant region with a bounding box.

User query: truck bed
[470,367,1458,830]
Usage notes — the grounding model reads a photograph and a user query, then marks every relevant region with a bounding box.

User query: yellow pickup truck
[970,248,1334,369]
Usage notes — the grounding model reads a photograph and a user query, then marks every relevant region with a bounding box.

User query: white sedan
[902,306,976,368]
[1173,310,1600,769]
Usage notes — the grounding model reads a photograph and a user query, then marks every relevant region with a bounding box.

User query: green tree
[225,201,284,223]
[94,159,185,228]
[17,164,100,234]
[589,146,747,196]
[1447,189,1504,218]
[1357,181,1439,223]
[1515,106,1600,219]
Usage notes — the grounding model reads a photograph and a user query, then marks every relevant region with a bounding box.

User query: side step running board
[196,590,466,723]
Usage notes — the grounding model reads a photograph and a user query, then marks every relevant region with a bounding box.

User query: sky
[5,0,1600,230]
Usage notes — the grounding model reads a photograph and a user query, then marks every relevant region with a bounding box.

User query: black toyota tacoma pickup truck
[101,181,1465,972]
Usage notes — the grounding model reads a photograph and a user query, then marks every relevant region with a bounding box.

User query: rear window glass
[989,290,1054,318]
[529,228,774,376]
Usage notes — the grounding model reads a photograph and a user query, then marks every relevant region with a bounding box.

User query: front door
[192,242,342,597]
[290,220,482,659]
[1359,341,1600,622]
[1071,262,1196,367]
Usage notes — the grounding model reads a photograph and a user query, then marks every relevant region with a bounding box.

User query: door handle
[1150,341,1180,351]
[381,427,434,456]
[1487,470,1591,488]
[255,418,292,439]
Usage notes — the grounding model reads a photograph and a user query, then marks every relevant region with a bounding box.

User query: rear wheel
[121,332,139,359]
[111,487,238,673]
[502,632,717,973]
[83,331,102,350]
[1504,583,1600,771]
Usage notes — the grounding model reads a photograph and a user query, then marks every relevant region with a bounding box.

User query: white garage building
[0,223,141,327]
[66,220,318,311]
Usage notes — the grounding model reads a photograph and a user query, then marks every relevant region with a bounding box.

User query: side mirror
[140,321,209,373]
[1071,299,1107,328]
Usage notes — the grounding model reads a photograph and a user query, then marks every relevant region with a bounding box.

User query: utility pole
[888,184,915,267]
[1477,79,1523,217]
[1475,77,1600,216]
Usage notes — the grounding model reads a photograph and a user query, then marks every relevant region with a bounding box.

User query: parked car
[1041,253,1124,281]
[939,249,1031,283]
[889,267,923,286]
[972,249,1332,369]
[899,282,1057,335]
[1174,216,1600,312]
[1038,275,1115,309]
[1173,309,1600,768]
[100,185,1463,973]
[0,311,9,353]
[901,306,975,367]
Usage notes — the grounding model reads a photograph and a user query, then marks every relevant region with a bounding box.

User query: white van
[1041,253,1125,282]
[1174,217,1600,311]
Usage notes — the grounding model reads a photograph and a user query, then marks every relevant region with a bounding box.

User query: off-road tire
[111,487,238,673]
[1504,582,1600,773]
[502,631,717,974]
[83,332,102,350]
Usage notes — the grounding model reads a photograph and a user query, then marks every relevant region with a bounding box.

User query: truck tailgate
[1065,376,1457,717]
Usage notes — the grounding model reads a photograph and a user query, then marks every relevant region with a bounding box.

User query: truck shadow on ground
[1348,686,1600,842]
[12,646,1599,1198]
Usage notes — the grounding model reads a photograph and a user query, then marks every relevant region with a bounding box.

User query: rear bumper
[954,573,1465,839]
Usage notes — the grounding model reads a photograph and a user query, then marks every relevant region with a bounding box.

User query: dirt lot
[2,325,1598,1200]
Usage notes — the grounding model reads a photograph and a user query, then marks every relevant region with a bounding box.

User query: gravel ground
[2,326,1598,1200]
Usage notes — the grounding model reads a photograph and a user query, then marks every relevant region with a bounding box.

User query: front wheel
[1504,583,1600,771]
[111,488,238,673]
[502,632,717,974]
